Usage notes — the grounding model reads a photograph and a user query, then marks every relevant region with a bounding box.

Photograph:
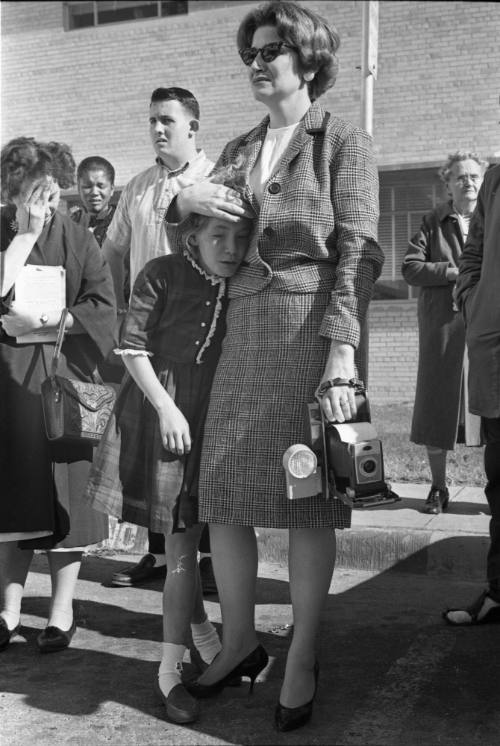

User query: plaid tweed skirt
[85,355,217,535]
[198,287,352,529]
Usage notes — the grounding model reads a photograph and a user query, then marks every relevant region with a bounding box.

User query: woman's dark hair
[1,136,76,203]
[236,0,340,101]
[77,156,115,185]
[150,86,200,120]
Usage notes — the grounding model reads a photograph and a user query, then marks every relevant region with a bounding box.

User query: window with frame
[64,1,188,30]
[375,168,445,300]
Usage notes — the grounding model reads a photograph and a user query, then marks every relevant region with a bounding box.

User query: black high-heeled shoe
[274,660,319,732]
[186,644,268,699]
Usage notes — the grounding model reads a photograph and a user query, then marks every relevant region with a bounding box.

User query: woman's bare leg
[0,542,33,630]
[197,524,259,684]
[46,550,82,630]
[279,527,336,708]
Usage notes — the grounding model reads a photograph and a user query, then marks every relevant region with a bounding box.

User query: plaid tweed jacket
[216,101,384,349]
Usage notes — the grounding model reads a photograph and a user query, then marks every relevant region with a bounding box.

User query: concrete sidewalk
[107,482,491,580]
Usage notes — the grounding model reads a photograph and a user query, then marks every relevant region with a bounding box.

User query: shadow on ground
[1,542,498,745]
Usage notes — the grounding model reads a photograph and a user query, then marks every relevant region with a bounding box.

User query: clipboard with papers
[14,264,66,343]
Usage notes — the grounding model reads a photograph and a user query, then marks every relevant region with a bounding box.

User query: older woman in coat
[167,0,383,731]
[402,151,488,514]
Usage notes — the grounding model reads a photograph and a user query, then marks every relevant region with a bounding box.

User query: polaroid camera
[282,389,399,508]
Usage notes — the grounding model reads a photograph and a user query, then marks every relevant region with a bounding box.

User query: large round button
[268,182,281,194]
[263,227,275,238]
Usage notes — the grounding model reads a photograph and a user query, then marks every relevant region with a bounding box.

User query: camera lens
[361,458,377,474]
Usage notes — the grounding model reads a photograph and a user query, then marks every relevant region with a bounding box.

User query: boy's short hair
[150,87,200,120]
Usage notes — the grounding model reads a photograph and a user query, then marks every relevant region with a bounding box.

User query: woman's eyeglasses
[238,41,294,67]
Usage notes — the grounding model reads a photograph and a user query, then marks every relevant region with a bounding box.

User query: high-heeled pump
[274,660,319,732]
[186,644,268,699]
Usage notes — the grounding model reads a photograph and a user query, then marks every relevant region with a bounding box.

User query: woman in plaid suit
[169,0,384,730]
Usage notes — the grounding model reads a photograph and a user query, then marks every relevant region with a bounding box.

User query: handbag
[41,308,116,444]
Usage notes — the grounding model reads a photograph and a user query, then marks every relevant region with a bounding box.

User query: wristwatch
[40,313,49,325]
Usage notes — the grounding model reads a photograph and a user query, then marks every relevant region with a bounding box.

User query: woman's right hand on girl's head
[157,400,192,455]
[177,180,252,223]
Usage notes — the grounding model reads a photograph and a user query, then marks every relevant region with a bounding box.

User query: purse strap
[50,308,69,378]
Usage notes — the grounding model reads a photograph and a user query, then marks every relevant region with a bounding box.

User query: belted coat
[402,202,481,448]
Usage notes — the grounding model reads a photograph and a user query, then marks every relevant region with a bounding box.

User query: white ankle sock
[48,605,73,631]
[1,610,20,631]
[191,619,221,664]
[158,643,185,698]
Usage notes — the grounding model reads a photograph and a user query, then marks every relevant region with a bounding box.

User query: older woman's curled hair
[237,0,340,101]
[439,151,489,184]
[1,136,76,203]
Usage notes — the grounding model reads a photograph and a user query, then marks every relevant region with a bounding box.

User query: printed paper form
[14,264,66,343]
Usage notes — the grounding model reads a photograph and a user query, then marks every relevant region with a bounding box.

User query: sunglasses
[238,41,294,67]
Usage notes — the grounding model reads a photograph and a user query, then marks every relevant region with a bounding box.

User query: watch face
[40,314,49,325]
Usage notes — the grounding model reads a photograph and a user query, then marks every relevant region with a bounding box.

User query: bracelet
[316,378,363,397]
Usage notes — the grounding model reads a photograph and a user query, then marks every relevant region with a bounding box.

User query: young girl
[85,164,254,725]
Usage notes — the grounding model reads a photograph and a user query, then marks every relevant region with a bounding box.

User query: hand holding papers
[13,264,66,343]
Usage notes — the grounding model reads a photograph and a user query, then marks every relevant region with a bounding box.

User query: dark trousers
[482,417,500,594]
[148,524,211,555]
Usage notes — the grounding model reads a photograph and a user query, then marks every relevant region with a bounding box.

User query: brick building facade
[2,0,499,402]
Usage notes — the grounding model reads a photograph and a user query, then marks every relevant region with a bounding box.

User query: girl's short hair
[77,156,115,185]
[236,0,340,101]
[439,151,489,183]
[1,136,76,203]
[179,156,252,253]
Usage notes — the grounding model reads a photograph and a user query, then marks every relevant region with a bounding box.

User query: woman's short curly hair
[1,136,76,203]
[236,0,340,101]
[179,155,253,254]
[439,151,489,183]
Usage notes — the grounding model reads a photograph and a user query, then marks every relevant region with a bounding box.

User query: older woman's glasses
[238,41,294,66]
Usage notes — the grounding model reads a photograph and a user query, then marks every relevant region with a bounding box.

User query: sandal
[443,590,500,626]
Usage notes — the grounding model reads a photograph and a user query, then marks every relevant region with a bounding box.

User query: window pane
[161,1,188,15]
[67,2,95,29]
[97,1,159,25]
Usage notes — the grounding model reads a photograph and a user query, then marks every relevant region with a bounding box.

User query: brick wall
[0,1,492,406]
[1,1,499,185]
[368,300,418,404]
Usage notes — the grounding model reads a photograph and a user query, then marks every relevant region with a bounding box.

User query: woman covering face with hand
[168,0,384,732]
[0,137,116,654]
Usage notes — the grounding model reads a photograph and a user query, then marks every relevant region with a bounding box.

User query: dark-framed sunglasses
[238,41,294,67]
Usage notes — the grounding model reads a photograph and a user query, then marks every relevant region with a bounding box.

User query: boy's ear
[187,234,199,249]
[189,119,200,135]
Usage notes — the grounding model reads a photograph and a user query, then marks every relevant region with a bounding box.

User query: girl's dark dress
[0,207,116,548]
[85,251,227,535]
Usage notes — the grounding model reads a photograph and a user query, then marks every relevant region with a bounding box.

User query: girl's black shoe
[274,660,319,733]
[0,618,20,652]
[186,643,268,699]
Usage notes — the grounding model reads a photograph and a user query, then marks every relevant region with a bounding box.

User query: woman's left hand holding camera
[317,341,357,423]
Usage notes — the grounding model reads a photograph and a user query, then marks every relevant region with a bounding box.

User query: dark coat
[455,164,500,418]
[402,201,481,448]
[0,208,116,547]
